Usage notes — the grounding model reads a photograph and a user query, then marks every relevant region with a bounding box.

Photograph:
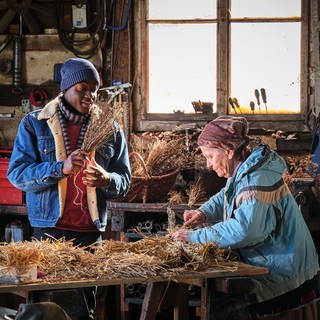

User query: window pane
[148,24,216,113]
[231,0,301,18]
[148,0,216,19]
[230,23,300,114]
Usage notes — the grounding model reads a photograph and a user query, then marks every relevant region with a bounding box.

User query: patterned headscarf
[198,116,249,151]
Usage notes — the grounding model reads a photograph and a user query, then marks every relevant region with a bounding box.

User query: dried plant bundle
[130,130,202,175]
[167,207,176,231]
[281,153,320,192]
[168,191,186,204]
[187,177,207,206]
[145,138,186,176]
[131,137,187,177]
[81,102,118,152]
[130,133,158,161]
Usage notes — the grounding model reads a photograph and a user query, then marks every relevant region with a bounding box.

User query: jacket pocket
[38,137,56,162]
[99,143,115,160]
[241,246,269,265]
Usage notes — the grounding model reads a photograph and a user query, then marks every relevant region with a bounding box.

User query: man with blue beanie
[60,58,100,92]
[7,58,131,319]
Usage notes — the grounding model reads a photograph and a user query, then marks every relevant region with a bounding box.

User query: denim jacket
[189,144,319,302]
[7,97,131,231]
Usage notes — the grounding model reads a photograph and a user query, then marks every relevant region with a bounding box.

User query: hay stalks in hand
[81,102,118,153]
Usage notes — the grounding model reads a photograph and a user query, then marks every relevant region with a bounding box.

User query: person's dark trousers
[33,227,101,320]
[15,302,72,320]
[207,279,253,320]
[211,291,252,320]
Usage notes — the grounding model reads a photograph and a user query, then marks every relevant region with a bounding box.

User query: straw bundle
[81,102,118,153]
[168,190,187,204]
[130,133,159,161]
[132,138,186,177]
[187,177,207,206]
[130,129,203,175]
[281,153,318,192]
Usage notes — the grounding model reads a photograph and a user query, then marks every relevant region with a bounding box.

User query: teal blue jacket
[189,144,319,302]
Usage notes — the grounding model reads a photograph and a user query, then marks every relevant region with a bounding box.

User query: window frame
[132,0,310,132]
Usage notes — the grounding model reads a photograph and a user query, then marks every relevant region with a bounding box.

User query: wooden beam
[139,282,167,320]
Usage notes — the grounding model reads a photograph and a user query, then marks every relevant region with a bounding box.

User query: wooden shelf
[0,205,27,216]
[106,201,197,213]
[106,202,199,233]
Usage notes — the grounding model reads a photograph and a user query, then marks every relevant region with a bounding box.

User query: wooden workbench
[0,263,268,320]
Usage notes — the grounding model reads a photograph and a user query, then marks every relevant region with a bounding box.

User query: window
[148,0,217,114]
[230,0,301,114]
[133,0,309,131]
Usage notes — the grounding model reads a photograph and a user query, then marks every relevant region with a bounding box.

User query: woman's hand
[183,210,205,227]
[63,149,88,175]
[171,229,190,242]
[83,157,110,188]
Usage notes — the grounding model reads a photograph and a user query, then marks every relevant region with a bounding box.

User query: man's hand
[183,210,206,227]
[63,149,88,176]
[83,157,110,188]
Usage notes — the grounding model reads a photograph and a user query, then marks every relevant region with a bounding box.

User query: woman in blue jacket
[172,115,319,319]
[7,58,131,320]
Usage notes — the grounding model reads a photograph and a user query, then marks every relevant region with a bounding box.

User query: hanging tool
[232,97,242,114]
[178,123,196,152]
[12,12,23,95]
[99,82,132,104]
[228,97,237,114]
[260,88,268,112]
[254,89,261,112]
[250,101,255,114]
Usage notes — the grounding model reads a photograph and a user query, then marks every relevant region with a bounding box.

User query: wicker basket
[120,151,179,203]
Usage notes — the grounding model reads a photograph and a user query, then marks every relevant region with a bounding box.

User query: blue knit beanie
[60,58,100,92]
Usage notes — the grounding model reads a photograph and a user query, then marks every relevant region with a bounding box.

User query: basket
[120,151,179,203]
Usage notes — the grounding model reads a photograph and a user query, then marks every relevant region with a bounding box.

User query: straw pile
[0,239,95,281]
[0,242,42,275]
[0,235,239,283]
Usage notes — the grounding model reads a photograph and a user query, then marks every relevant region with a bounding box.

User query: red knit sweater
[55,123,97,232]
